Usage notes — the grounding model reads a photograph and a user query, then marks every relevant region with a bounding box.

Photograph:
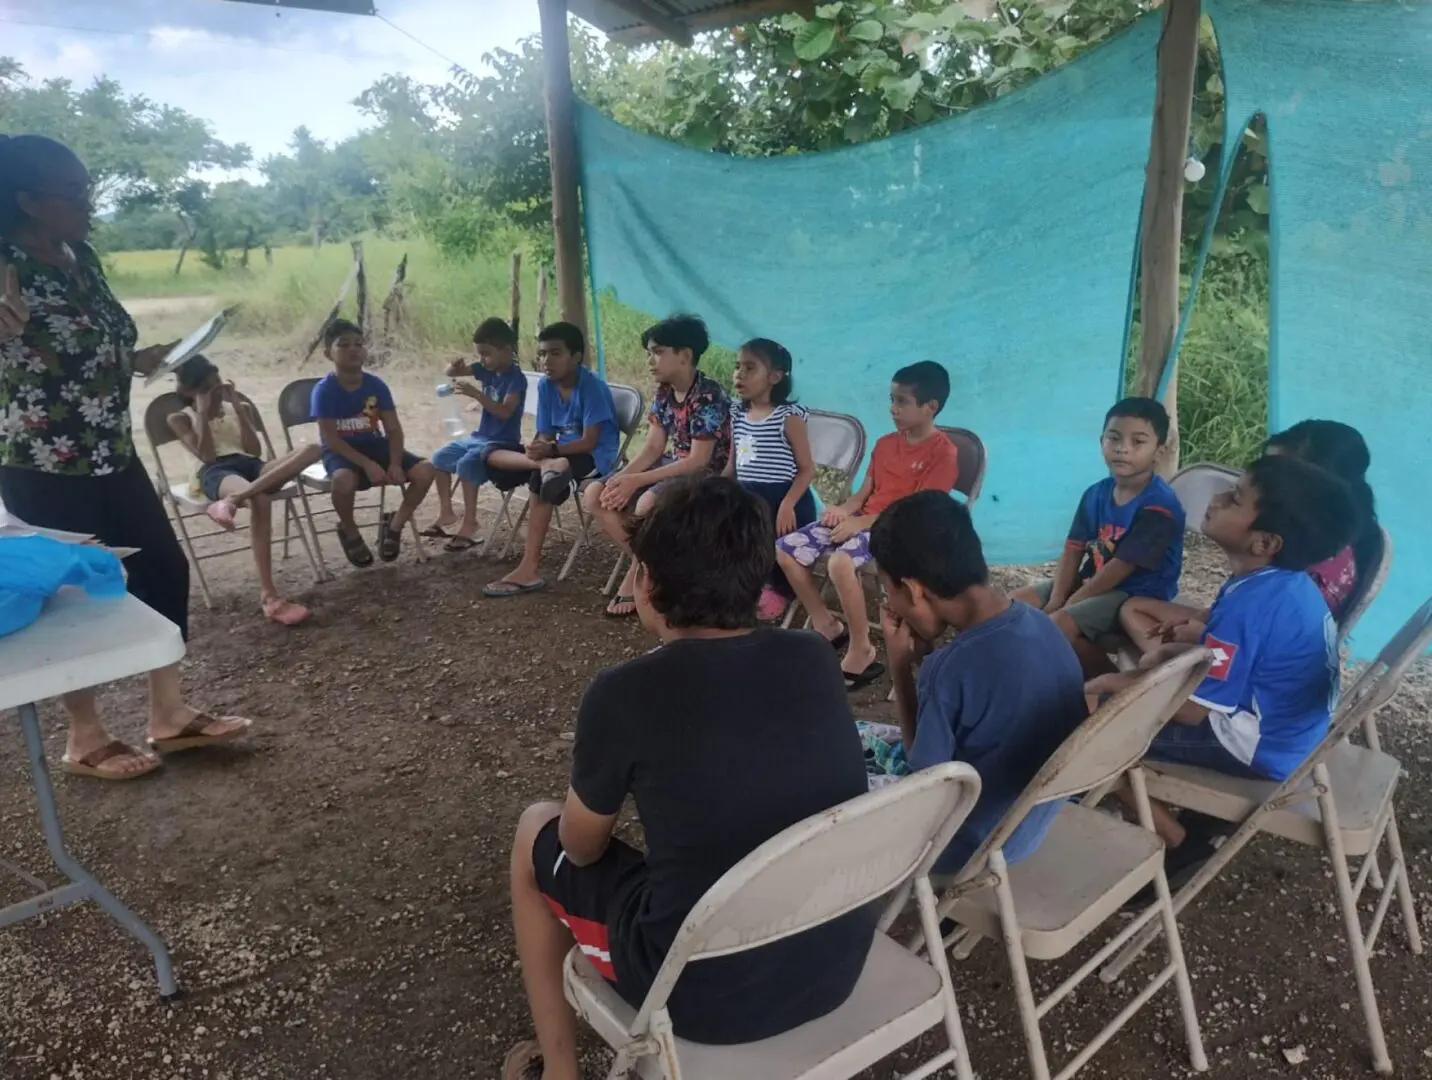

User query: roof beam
[221,0,377,14]
[605,0,694,46]
[608,0,815,45]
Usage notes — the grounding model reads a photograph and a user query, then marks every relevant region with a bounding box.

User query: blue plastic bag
[0,535,127,637]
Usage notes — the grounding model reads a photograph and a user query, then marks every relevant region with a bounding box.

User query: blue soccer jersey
[1192,567,1339,780]
[1068,476,1185,601]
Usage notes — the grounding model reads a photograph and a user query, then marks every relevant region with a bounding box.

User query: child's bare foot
[205,498,238,531]
[262,594,310,626]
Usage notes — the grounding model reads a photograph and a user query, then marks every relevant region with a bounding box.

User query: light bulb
[1184,156,1207,183]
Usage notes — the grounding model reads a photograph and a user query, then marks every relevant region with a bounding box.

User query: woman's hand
[130,341,180,377]
[0,265,29,343]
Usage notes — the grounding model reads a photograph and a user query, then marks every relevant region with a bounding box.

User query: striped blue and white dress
[733,402,816,533]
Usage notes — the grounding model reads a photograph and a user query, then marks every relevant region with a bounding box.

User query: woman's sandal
[377,512,402,562]
[338,526,374,567]
[61,740,161,781]
[147,714,252,755]
[443,534,480,553]
[501,1041,543,1080]
[604,594,638,619]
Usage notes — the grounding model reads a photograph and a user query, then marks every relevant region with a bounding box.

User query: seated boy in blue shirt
[1014,397,1184,677]
[483,322,621,598]
[424,317,527,552]
[869,491,1088,875]
[311,319,436,566]
[1088,455,1354,881]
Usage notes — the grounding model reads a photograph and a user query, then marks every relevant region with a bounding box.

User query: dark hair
[1105,396,1170,444]
[473,317,517,348]
[0,134,81,234]
[892,361,950,415]
[323,318,364,350]
[175,354,218,395]
[869,491,988,599]
[1265,419,1379,573]
[739,338,796,405]
[1245,455,1357,572]
[537,321,586,358]
[628,476,769,629]
[642,314,709,366]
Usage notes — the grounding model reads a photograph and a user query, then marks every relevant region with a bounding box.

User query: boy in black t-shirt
[504,477,876,1080]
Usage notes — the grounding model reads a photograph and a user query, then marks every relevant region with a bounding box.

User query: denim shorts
[1147,718,1267,780]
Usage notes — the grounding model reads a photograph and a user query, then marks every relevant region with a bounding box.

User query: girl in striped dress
[726,338,817,621]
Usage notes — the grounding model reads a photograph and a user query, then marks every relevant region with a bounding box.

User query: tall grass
[108,239,1267,466]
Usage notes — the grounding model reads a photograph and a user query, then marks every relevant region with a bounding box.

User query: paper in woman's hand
[143,304,241,383]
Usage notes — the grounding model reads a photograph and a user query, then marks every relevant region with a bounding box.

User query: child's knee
[331,469,358,494]
[633,489,658,516]
[828,551,857,579]
[582,481,605,515]
[511,801,564,875]
[1051,609,1081,642]
[409,461,436,484]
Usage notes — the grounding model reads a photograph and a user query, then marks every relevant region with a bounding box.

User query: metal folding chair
[929,649,1213,1080]
[143,391,326,608]
[1101,595,1432,1074]
[274,376,426,565]
[565,761,984,1080]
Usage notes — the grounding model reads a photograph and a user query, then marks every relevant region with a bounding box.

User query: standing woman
[0,133,250,780]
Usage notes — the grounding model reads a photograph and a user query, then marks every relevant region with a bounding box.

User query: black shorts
[324,439,424,491]
[198,453,264,501]
[489,452,600,505]
[532,817,650,1006]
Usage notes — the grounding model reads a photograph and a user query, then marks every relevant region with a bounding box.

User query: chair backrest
[608,382,645,437]
[277,377,321,431]
[631,761,982,1030]
[805,410,866,501]
[143,392,188,452]
[938,426,986,505]
[1169,462,1240,536]
[1337,526,1392,642]
[958,648,1213,877]
[1336,592,1432,733]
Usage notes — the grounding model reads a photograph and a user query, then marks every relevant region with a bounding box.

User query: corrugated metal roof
[568,0,812,44]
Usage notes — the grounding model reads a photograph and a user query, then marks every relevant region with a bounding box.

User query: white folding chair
[564,761,984,1080]
[1168,461,1240,537]
[274,376,426,565]
[482,370,547,554]
[1103,595,1432,1075]
[932,648,1213,1080]
[144,391,326,608]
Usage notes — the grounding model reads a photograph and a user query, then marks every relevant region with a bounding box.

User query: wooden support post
[538,0,588,334]
[537,265,550,359]
[509,250,523,344]
[1136,0,1201,472]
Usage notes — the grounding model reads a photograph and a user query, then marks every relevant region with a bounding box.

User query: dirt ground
[2,334,1431,1080]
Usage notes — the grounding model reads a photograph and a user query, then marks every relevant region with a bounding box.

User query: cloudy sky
[1,0,543,163]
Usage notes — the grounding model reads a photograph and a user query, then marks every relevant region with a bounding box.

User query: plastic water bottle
[436,383,466,438]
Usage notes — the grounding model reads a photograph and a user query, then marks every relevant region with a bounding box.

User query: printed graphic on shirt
[335,395,383,437]
[1205,635,1237,680]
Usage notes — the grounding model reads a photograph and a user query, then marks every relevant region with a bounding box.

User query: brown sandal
[147,714,252,755]
[61,740,161,781]
[501,1041,542,1080]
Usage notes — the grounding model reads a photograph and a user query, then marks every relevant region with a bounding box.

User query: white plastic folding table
[0,588,184,998]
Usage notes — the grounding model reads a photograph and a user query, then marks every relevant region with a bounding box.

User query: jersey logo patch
[1205,635,1238,680]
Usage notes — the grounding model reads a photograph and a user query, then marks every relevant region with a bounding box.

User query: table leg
[16,703,180,999]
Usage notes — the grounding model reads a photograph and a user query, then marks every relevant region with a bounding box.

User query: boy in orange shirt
[776,361,958,690]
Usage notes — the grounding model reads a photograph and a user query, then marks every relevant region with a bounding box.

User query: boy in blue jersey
[483,323,622,598]
[1014,396,1184,677]
[870,492,1088,874]
[425,317,528,552]
[1089,455,1354,879]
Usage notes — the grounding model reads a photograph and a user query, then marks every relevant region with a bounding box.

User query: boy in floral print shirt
[584,313,731,618]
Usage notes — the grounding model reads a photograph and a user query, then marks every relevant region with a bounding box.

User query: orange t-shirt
[863,430,960,516]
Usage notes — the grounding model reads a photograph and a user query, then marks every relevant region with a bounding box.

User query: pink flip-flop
[205,500,237,531]
[262,596,310,626]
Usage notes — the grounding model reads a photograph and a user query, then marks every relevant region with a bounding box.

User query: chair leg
[285,500,324,586]
[281,499,293,561]
[500,497,531,561]
[1383,812,1424,955]
[559,501,589,583]
[481,493,513,555]
[169,506,215,611]
[604,553,627,598]
[1129,769,1208,1072]
[914,875,975,1080]
[1317,763,1393,1074]
[296,486,333,582]
[990,849,1053,1080]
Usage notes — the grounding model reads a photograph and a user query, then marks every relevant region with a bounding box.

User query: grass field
[105,238,1267,466]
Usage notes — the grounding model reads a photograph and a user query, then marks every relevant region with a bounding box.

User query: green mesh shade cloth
[1206,0,1432,656]
[577,14,1162,563]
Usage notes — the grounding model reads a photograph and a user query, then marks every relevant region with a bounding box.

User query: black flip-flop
[539,471,574,505]
[825,624,850,652]
[338,526,374,567]
[604,595,638,619]
[843,661,886,692]
[377,512,401,562]
[419,524,451,539]
[443,534,481,553]
[483,578,547,598]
